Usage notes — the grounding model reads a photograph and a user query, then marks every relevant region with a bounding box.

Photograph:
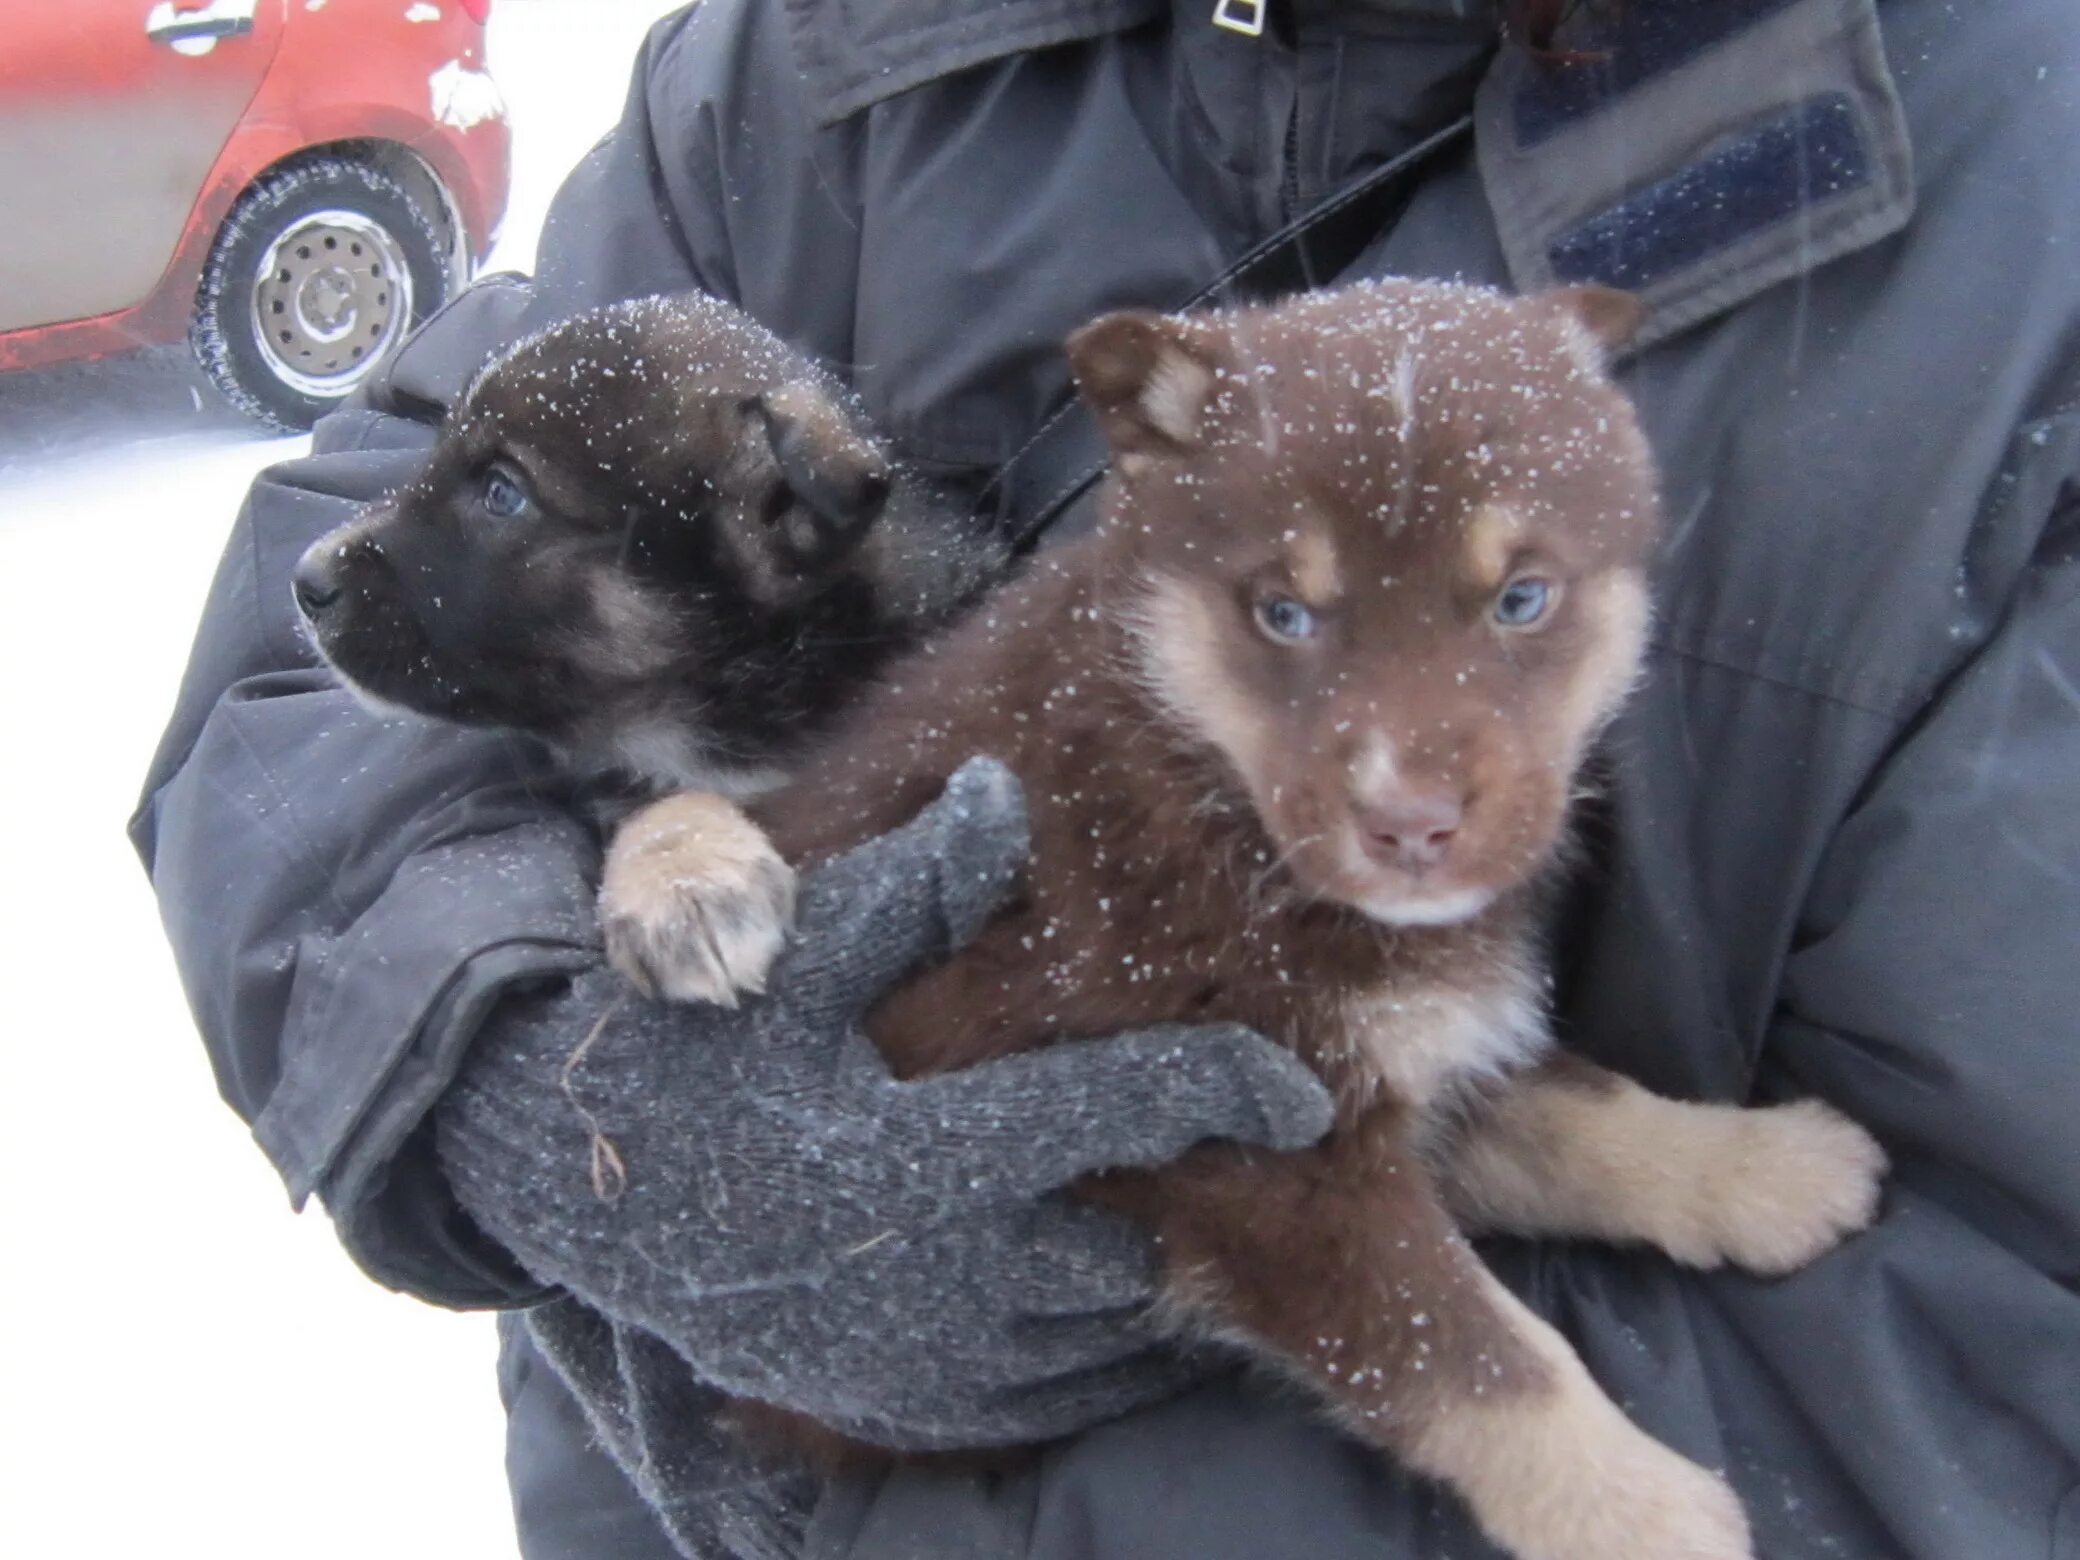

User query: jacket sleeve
[127,6,783,1306]
[1735,441,2080,1550]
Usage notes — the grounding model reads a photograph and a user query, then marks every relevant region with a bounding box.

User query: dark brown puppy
[293,292,1006,1000]
[619,280,1886,1560]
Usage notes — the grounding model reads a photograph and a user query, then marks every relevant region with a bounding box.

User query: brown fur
[621,280,1883,1558]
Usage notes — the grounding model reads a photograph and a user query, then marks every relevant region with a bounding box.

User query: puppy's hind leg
[600,792,797,1007]
[1440,1054,1887,1275]
[1134,1112,1753,1560]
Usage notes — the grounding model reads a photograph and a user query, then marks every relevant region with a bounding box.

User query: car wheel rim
[250,210,415,399]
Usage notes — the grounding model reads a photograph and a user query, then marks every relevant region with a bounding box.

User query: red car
[0,0,511,430]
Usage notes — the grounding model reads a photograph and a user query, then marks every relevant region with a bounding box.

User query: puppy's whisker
[1245,830,1322,906]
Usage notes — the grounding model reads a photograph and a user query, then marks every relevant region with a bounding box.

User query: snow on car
[0,0,511,430]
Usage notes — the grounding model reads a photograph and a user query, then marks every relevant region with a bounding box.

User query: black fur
[294,294,1006,793]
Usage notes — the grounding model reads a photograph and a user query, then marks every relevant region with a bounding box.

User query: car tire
[191,154,452,433]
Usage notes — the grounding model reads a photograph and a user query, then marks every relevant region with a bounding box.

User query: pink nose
[1354,791,1464,874]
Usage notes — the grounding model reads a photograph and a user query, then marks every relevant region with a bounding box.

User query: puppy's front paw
[600,792,798,1007]
[1700,1100,1888,1276]
[1443,1354,1755,1560]
[1563,1438,1753,1560]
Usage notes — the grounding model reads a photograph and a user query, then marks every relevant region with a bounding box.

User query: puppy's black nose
[293,556,343,615]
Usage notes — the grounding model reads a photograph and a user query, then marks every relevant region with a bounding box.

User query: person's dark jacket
[133,0,2080,1555]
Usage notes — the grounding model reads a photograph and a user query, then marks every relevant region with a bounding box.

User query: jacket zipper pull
[1212,0,1266,37]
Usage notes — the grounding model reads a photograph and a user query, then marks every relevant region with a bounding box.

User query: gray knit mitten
[437,758,1335,1450]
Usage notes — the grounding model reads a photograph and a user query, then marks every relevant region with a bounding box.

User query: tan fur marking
[1128,572,1270,782]
[1348,732,1398,790]
[1556,317,1609,380]
[1550,284,1644,355]
[1554,572,1650,751]
[1140,346,1215,445]
[1341,969,1547,1112]
[600,791,798,1006]
[1463,503,1524,592]
[1442,1060,1887,1274]
[575,571,680,678]
[1287,528,1343,604]
[1406,1268,1753,1560]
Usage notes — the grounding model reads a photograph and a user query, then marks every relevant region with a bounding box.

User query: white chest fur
[1339,960,1551,1113]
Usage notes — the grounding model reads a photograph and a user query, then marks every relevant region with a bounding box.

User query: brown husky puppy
[606,279,1887,1560]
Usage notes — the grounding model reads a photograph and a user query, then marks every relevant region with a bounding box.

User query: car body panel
[0,0,285,332]
[0,0,509,372]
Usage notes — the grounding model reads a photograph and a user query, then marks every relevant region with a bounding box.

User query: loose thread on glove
[561,994,630,1202]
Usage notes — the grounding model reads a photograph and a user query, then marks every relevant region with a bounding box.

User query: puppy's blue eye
[1494,577,1555,628]
[1254,594,1318,644]
[482,468,529,518]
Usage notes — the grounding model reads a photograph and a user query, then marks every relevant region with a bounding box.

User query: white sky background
[0,5,689,1555]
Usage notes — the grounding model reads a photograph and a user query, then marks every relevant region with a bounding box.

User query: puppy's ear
[732,382,893,601]
[751,383,893,536]
[1547,285,1644,368]
[1067,312,1220,462]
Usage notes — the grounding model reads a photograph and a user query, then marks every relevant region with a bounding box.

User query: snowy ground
[0,5,684,1555]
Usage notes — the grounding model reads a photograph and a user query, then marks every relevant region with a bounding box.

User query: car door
[0,0,286,334]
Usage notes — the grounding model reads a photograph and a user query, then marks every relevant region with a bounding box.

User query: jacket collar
[1477,0,1915,351]
[785,0,1914,352]
[782,0,1492,126]
[783,0,1162,127]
